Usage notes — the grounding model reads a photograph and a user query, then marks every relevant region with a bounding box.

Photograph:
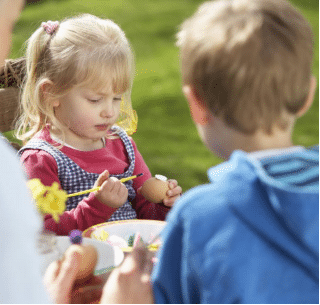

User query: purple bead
[69,229,83,244]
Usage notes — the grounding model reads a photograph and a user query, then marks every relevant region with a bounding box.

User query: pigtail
[16,26,52,142]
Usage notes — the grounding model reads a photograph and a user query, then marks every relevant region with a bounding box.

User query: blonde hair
[177,0,314,134]
[16,14,136,142]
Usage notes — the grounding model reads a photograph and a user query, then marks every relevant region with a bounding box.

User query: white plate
[83,219,166,251]
[40,236,124,275]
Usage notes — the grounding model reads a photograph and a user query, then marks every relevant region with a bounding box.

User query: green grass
[5,0,319,192]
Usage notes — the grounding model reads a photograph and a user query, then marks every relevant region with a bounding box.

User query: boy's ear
[40,80,59,107]
[183,85,210,125]
[296,75,317,118]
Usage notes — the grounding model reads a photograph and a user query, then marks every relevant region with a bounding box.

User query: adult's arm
[0,140,50,303]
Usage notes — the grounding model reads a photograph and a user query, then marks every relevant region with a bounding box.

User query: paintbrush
[67,173,143,198]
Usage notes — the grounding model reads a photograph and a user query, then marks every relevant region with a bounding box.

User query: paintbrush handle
[66,174,143,198]
[66,187,100,198]
[120,174,141,183]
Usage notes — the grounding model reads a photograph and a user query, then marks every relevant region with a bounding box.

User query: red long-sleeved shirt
[20,128,170,235]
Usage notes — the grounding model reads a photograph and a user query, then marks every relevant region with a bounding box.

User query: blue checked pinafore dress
[19,126,137,221]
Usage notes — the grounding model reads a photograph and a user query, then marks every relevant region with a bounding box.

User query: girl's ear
[183,85,209,125]
[296,75,317,118]
[40,80,59,107]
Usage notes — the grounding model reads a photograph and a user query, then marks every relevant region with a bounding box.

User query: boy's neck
[235,128,294,155]
[207,116,295,160]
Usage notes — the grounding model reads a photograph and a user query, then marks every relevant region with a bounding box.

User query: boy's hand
[101,245,154,304]
[44,248,102,304]
[163,179,182,207]
[94,170,128,208]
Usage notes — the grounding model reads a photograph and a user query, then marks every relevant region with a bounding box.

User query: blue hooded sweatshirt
[152,146,319,303]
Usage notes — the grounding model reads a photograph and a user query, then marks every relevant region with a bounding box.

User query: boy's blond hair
[16,14,135,142]
[177,0,314,134]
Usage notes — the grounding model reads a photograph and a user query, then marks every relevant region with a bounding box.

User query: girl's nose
[101,103,114,118]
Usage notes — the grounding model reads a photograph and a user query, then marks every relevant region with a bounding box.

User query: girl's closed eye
[88,97,103,103]
[113,96,122,102]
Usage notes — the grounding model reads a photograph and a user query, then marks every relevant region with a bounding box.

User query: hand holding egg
[140,175,182,207]
[63,243,98,283]
[63,230,98,283]
[43,230,100,304]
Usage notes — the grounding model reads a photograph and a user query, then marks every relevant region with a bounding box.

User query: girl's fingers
[166,186,182,197]
[163,194,180,207]
[168,179,178,189]
[107,177,120,192]
[105,178,126,195]
[114,181,122,195]
[163,199,173,207]
[137,186,142,195]
[119,184,128,197]
[175,186,183,195]
[163,181,182,206]
[95,170,109,187]
[100,176,116,193]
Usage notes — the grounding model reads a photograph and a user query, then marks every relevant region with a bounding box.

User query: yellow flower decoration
[27,178,47,200]
[27,179,67,223]
[92,230,109,242]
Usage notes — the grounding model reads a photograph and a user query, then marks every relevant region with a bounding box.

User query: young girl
[17,14,182,236]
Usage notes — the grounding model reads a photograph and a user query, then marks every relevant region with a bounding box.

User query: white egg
[106,235,128,248]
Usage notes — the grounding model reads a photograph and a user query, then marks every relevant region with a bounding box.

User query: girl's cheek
[80,113,97,127]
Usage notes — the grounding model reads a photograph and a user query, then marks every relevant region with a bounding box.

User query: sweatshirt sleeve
[20,150,117,235]
[129,139,171,221]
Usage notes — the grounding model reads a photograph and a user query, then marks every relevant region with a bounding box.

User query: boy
[101,0,319,303]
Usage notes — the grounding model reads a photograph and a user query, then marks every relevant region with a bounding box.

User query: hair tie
[41,20,59,35]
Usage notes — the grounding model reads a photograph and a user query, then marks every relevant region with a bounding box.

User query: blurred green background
[6,0,319,192]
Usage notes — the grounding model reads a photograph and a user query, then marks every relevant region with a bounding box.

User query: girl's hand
[163,179,182,207]
[94,170,128,208]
